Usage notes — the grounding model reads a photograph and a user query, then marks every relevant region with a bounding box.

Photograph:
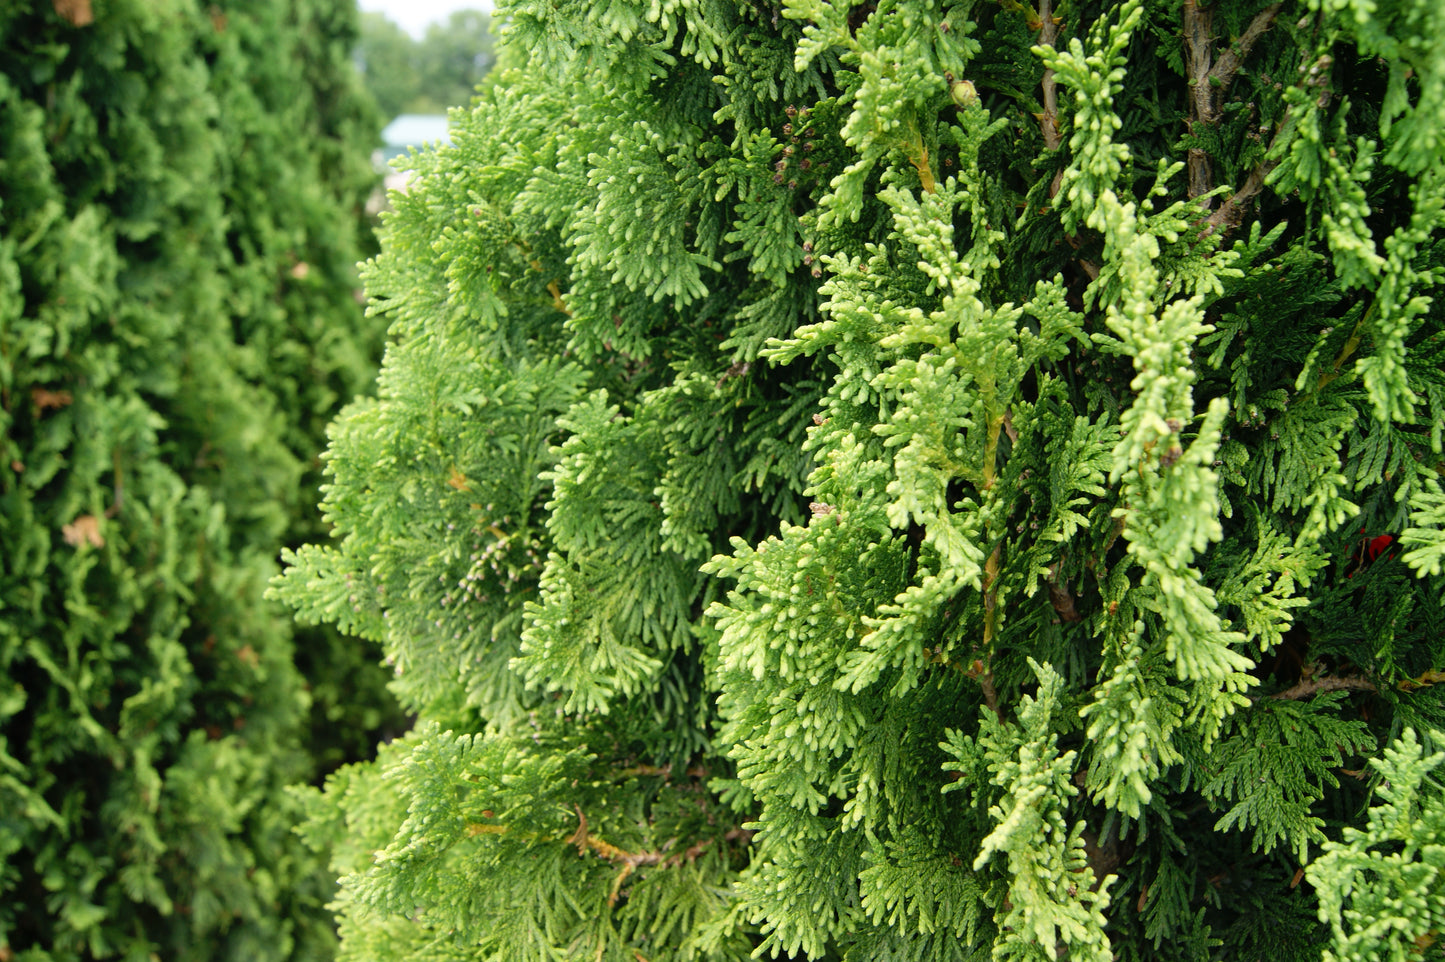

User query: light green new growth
[946,660,1112,962]
[1306,727,1445,962]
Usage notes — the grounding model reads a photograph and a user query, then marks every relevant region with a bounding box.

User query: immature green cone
[950,78,977,108]
[278,2,1445,960]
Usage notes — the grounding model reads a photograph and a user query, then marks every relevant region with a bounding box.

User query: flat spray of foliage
[0,1,399,959]
[278,1,1445,959]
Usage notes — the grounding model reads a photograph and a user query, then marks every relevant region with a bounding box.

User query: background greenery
[356,9,495,120]
[0,1,404,958]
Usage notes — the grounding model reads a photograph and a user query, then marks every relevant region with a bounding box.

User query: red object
[1366,534,1394,562]
[1347,532,1395,577]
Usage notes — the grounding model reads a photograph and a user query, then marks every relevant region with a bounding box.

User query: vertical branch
[1038,0,1062,154]
[980,408,1005,722]
[1183,0,1215,202]
[1185,2,1285,207]
[1201,5,1293,235]
[906,120,937,193]
[1032,3,1099,280]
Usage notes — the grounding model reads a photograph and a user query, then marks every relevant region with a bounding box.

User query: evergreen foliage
[279,0,1445,958]
[0,1,399,958]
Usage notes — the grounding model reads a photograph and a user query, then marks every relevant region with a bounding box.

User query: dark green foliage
[0,1,400,958]
[279,1,1445,960]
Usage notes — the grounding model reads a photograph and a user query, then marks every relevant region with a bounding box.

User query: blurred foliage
[356,9,495,120]
[0,0,404,958]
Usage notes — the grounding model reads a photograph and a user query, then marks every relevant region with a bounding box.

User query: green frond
[1306,727,1445,962]
[268,3,1445,959]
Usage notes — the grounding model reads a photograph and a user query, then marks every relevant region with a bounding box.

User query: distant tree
[356,9,494,120]
[413,10,496,113]
[0,0,402,957]
[356,11,419,120]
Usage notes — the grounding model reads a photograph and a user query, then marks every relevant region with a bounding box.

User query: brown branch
[1267,674,1378,702]
[1206,45,1328,239]
[569,802,590,854]
[1030,2,1100,280]
[1203,152,1277,233]
[954,657,1003,720]
[1000,408,1019,445]
[906,121,937,194]
[470,806,752,877]
[1397,668,1445,692]
[1185,2,1284,206]
[1045,561,1081,623]
[547,279,571,315]
[1210,4,1284,91]
[982,546,1001,627]
[979,669,1002,722]
[1204,2,1287,214]
[607,862,637,905]
[1183,0,1215,202]
[974,406,1005,724]
[980,411,1004,702]
[1038,0,1062,153]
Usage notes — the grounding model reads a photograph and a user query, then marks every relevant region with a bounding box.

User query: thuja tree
[278,1,1445,959]
[0,0,400,959]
